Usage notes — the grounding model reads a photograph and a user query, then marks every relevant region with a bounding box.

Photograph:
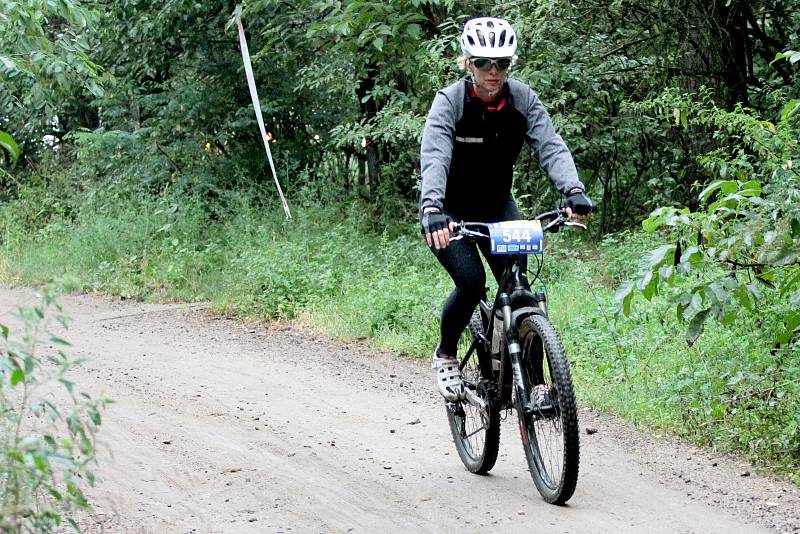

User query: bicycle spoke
[463,424,489,440]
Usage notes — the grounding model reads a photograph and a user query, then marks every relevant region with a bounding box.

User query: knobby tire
[516,314,580,504]
[446,310,501,474]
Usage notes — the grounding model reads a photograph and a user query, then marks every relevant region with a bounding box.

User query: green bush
[1,290,108,532]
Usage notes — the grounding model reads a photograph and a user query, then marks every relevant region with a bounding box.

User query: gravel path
[1,286,797,533]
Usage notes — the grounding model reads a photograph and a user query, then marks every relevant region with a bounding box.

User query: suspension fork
[499,293,532,414]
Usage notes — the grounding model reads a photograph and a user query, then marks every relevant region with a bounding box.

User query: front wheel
[516,314,580,504]
[446,310,501,474]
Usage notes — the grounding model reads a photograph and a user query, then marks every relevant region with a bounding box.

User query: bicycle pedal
[524,402,557,418]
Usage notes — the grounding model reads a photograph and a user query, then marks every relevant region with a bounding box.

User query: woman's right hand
[420,210,455,250]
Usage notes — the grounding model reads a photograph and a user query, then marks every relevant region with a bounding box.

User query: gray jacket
[419,78,583,217]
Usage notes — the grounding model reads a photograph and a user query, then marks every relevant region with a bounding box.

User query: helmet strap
[467,68,504,101]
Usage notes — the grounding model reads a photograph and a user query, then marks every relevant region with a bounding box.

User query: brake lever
[563,220,588,230]
[542,217,588,233]
[542,217,564,233]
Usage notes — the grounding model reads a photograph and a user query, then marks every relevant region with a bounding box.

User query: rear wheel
[446,310,501,474]
[516,314,580,504]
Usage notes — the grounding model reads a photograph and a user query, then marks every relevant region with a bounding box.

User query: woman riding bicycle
[419,17,594,401]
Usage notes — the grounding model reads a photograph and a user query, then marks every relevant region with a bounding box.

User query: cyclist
[419,17,593,401]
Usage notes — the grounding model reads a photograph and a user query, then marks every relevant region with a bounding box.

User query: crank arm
[463,386,488,411]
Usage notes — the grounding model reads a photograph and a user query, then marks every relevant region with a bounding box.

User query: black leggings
[431,199,524,356]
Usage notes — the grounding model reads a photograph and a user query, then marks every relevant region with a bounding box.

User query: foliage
[2,0,800,485]
[6,0,799,227]
[0,130,20,165]
[0,290,108,532]
[0,0,103,155]
[618,88,800,350]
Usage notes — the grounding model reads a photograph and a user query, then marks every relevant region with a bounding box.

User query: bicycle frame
[445,208,586,503]
[455,209,584,415]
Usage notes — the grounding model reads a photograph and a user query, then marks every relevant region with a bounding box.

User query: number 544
[502,228,532,242]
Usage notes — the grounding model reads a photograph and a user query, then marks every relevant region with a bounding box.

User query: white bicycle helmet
[460,17,517,58]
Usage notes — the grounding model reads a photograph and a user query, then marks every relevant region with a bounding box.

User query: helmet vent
[489,31,495,46]
[476,30,486,47]
[467,35,475,46]
[487,20,494,28]
[499,30,506,47]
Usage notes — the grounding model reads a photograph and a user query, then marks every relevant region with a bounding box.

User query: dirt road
[1,286,798,533]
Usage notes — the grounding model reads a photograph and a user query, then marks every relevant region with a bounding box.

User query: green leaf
[0,54,17,72]
[615,280,635,316]
[677,302,687,321]
[373,37,383,51]
[680,245,701,265]
[689,291,703,314]
[641,207,669,232]
[733,285,754,312]
[11,368,25,385]
[786,311,800,331]
[773,50,800,65]
[60,378,74,394]
[0,130,20,165]
[746,283,763,302]
[738,180,761,197]
[791,219,800,239]
[708,282,731,306]
[755,271,777,287]
[33,454,49,474]
[781,99,799,122]
[766,246,798,266]
[641,271,659,300]
[646,244,676,270]
[699,180,724,202]
[1,323,7,339]
[641,216,660,233]
[686,308,710,346]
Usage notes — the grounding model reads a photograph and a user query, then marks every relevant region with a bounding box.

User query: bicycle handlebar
[451,208,587,240]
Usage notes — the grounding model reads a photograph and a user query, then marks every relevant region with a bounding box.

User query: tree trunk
[355,62,380,196]
[717,0,751,106]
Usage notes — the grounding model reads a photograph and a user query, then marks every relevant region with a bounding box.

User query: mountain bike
[445,208,584,505]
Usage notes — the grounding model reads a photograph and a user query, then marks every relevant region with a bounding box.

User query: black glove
[565,189,594,216]
[420,211,452,235]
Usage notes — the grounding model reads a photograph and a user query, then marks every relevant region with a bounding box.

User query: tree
[0,0,103,157]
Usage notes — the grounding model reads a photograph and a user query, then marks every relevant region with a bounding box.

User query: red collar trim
[469,84,506,112]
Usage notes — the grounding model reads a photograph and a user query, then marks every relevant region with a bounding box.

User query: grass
[1,182,798,483]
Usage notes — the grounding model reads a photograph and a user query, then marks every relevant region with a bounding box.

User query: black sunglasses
[470,57,512,71]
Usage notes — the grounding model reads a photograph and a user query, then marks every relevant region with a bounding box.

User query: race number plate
[488,220,544,255]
